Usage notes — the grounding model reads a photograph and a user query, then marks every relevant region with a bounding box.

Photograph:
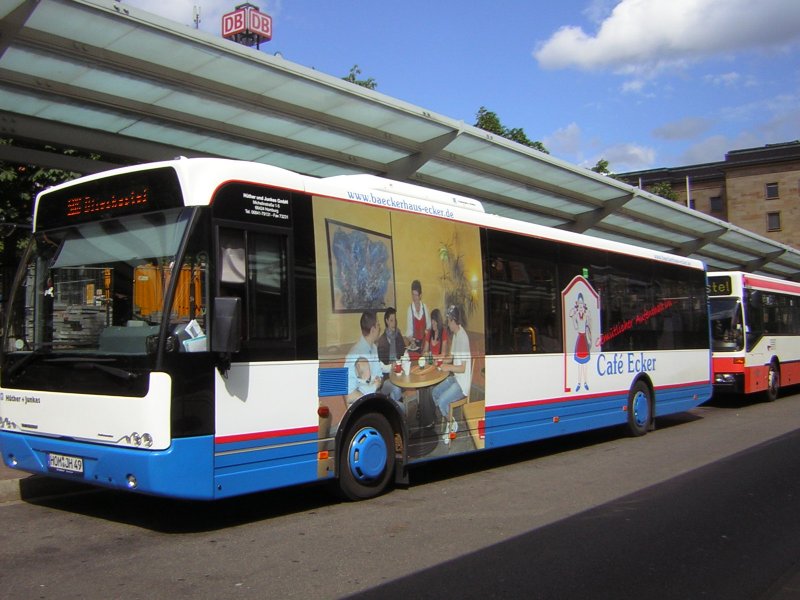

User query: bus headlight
[126,474,138,489]
[715,373,737,384]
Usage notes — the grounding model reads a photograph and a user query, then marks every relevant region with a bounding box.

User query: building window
[710,196,723,213]
[767,211,781,231]
[766,182,779,199]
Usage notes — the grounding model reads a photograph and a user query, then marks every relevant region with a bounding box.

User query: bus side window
[220,231,246,287]
[248,232,289,340]
[219,229,247,338]
[217,227,291,345]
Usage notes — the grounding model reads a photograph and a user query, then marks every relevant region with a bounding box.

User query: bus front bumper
[713,372,744,394]
[0,432,216,500]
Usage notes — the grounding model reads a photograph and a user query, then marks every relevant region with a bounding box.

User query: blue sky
[121,0,800,173]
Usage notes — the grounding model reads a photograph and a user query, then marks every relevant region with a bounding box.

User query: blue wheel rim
[348,426,388,482]
[632,391,649,428]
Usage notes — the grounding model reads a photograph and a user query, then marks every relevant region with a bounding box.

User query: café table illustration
[389,363,448,456]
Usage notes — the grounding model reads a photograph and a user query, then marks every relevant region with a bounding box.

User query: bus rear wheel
[765,362,780,402]
[338,413,395,501]
[627,381,651,437]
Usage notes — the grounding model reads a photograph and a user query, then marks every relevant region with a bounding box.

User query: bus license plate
[47,452,84,476]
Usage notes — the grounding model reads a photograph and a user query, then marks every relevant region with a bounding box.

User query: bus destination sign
[37,167,183,229]
[66,186,149,219]
[708,275,733,296]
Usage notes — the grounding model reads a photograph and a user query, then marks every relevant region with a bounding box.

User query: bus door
[209,184,320,484]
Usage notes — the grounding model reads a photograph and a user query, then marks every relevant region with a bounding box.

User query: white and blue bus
[0,158,711,500]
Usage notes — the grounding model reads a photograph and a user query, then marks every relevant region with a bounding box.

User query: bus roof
[36,158,706,272]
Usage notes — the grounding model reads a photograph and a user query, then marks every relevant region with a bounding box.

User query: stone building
[618,141,800,250]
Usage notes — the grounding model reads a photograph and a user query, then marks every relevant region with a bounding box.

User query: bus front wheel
[338,412,395,501]
[627,381,651,437]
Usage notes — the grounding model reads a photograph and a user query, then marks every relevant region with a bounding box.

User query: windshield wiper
[4,347,50,381]
[50,358,139,381]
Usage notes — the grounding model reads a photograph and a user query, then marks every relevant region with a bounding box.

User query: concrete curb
[0,472,93,504]
[0,476,23,504]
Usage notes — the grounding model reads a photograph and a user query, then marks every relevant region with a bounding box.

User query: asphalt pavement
[3,415,800,598]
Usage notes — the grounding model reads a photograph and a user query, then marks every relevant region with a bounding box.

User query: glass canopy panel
[39,103,138,134]
[760,263,797,276]
[28,1,133,47]
[692,255,740,270]
[718,229,786,255]
[699,242,761,263]
[0,88,51,116]
[582,229,671,252]
[775,253,800,268]
[481,201,569,228]
[600,213,696,246]
[625,197,725,236]
[2,48,169,106]
[154,92,250,123]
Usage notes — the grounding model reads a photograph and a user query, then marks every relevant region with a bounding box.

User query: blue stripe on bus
[213,430,320,498]
[483,382,710,450]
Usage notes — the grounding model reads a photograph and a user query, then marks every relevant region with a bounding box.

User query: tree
[474,107,549,154]
[590,158,621,180]
[0,139,85,297]
[342,65,377,90]
[591,158,611,175]
[650,181,679,201]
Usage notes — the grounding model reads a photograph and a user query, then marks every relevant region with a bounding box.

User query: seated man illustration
[431,305,472,444]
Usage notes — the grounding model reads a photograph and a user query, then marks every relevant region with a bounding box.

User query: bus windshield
[709,297,744,352]
[5,208,206,355]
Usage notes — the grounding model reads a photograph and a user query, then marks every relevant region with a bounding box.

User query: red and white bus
[709,271,800,401]
[0,158,711,500]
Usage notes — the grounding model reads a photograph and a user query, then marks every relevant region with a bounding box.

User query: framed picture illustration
[326,219,396,313]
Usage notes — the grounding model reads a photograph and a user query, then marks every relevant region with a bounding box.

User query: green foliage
[650,181,679,201]
[342,65,377,90]
[590,158,621,180]
[474,107,549,154]
[591,158,610,174]
[0,139,85,290]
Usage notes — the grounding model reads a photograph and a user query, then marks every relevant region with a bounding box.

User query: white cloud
[544,122,583,156]
[620,79,646,94]
[676,133,766,165]
[704,72,741,86]
[533,0,800,72]
[581,0,617,24]
[652,117,714,140]
[598,143,656,171]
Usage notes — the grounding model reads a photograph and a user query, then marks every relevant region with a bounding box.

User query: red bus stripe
[743,274,800,295]
[215,425,318,445]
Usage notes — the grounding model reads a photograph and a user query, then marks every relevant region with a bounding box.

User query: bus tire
[626,381,651,437]
[338,412,395,501]
[765,362,780,402]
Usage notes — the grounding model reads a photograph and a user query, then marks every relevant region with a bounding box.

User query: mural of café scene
[313,197,486,460]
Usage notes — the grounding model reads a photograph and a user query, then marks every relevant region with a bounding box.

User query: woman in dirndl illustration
[569,292,592,392]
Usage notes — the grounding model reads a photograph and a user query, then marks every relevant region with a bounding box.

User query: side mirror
[211,297,241,354]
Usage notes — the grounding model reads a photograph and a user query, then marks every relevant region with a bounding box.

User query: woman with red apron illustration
[405,279,428,360]
[569,292,592,392]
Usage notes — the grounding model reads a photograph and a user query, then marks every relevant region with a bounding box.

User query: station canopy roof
[3,0,800,280]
